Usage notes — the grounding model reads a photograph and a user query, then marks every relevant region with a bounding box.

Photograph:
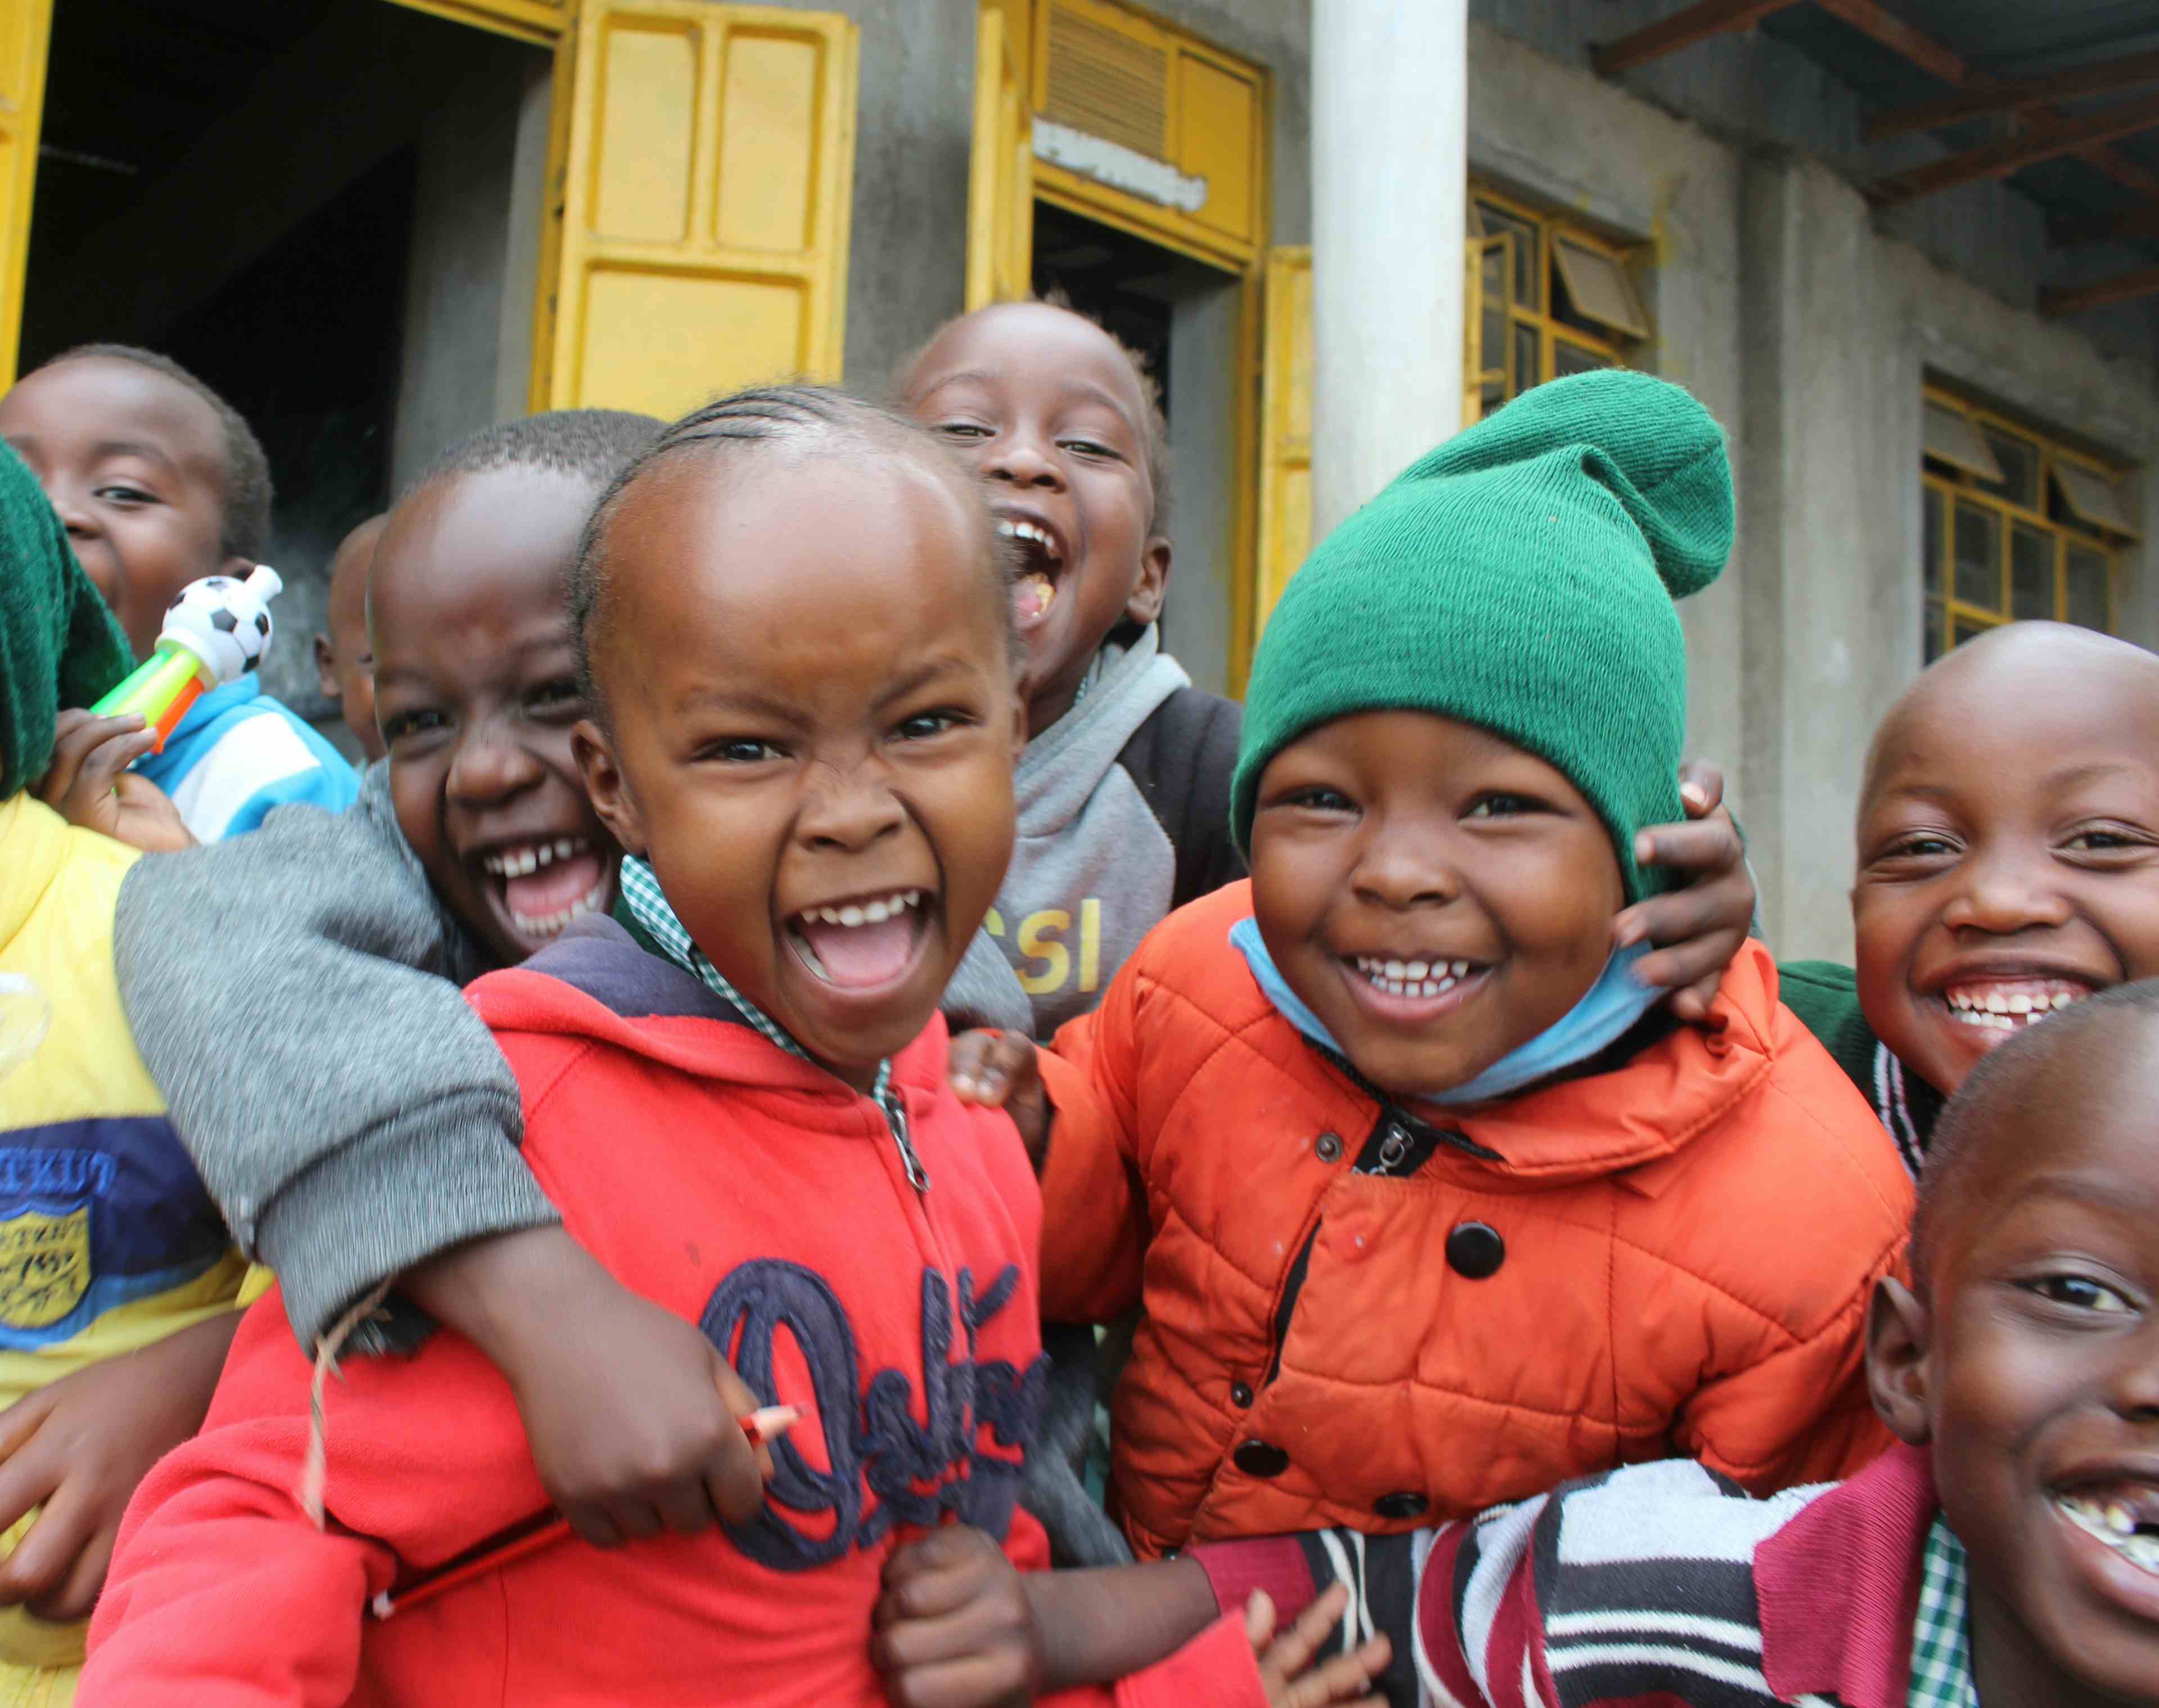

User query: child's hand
[34,711,195,852]
[1248,1582,1391,1708]
[1615,758,1751,1025]
[948,1029,1050,1167]
[870,1524,1042,1708]
[0,1312,240,1621]
[403,1227,774,1546]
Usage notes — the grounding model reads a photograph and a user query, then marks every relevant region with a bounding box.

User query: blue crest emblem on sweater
[701,1258,1048,1572]
[0,1204,90,1328]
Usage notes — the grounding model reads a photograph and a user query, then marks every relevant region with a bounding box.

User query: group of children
[0,302,2150,1708]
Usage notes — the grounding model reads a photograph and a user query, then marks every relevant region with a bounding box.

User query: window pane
[1553,340,1613,378]
[2009,523,2054,620]
[1980,429,2040,509]
[1479,243,1507,395]
[1551,237,1649,339]
[1922,401,2003,482]
[1515,323,1540,395]
[1922,486,1944,605]
[1953,501,2000,611]
[2065,545,2111,631]
[1924,597,1946,665]
[1475,204,1539,309]
[2053,462,2133,535]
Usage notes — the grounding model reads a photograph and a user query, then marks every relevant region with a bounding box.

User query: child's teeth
[802,892,920,932]
[1405,960,1428,980]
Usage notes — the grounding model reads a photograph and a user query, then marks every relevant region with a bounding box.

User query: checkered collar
[1906,1517,1977,1708]
[615,855,895,1107]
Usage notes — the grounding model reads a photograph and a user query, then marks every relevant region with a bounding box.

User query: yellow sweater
[0,798,246,1700]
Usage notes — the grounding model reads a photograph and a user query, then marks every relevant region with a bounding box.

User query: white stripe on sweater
[1546,1641,1776,1696]
[1544,1610,1764,1652]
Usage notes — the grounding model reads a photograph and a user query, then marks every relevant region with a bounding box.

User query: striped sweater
[1191,1444,1942,1708]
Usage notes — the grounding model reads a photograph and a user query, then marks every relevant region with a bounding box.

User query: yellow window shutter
[0,0,52,386]
[966,1,1033,311]
[1253,244,1311,648]
[548,0,858,419]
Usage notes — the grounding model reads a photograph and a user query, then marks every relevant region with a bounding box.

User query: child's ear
[313,634,339,702]
[1123,535,1173,627]
[1866,1276,1934,1446]
[572,719,648,857]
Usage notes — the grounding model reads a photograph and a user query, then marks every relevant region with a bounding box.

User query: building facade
[2,0,2153,960]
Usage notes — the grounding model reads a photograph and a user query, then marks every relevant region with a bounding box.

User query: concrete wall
[1159,278,1241,694]
[390,51,554,494]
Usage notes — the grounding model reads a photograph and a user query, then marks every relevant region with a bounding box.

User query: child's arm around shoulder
[111,776,559,1353]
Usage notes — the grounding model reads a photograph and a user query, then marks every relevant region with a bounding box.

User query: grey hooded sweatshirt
[954,626,1244,1042]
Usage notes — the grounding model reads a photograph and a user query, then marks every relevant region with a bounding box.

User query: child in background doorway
[955,371,1913,1558]
[1182,978,2159,1708]
[84,388,1376,1708]
[0,442,249,1708]
[1780,620,2159,1176]
[0,345,358,844]
[313,514,387,765]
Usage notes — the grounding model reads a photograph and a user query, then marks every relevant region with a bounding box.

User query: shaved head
[1860,623,2159,825]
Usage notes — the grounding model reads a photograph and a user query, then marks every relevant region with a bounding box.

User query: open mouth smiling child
[956,370,1914,1558]
[1,344,358,845]
[1782,619,2159,1176]
[83,387,1375,1708]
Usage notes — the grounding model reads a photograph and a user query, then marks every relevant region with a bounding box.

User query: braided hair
[569,385,1019,716]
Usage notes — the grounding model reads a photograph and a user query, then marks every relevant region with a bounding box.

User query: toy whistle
[90,565,283,752]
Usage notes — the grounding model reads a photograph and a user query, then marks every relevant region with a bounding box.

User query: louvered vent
[1044,3,1168,162]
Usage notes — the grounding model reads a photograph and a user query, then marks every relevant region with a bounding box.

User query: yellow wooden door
[965,1,1032,311]
[1252,245,1310,647]
[546,0,857,419]
[0,0,51,386]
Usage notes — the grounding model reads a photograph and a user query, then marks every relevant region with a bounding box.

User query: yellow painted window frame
[1919,386,2131,659]
[972,1,1270,690]
[1465,184,1644,426]
[1025,0,1265,277]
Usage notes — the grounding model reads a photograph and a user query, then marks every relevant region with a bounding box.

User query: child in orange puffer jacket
[954,370,1914,1558]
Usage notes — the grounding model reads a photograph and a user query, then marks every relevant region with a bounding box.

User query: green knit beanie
[1231,369,1733,901]
[0,442,133,800]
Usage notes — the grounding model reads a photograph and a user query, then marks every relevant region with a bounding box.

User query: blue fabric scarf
[1228,916,1660,1106]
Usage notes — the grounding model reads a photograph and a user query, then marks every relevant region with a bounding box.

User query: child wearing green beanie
[0,441,250,1703]
[955,371,1915,1557]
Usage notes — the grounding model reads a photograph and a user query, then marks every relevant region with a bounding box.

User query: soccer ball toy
[163,566,281,681]
[89,565,285,751]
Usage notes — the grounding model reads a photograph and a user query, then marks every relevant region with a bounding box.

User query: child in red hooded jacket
[79,389,1385,1708]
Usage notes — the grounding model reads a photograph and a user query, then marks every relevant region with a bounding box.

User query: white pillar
[1310,0,1468,537]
